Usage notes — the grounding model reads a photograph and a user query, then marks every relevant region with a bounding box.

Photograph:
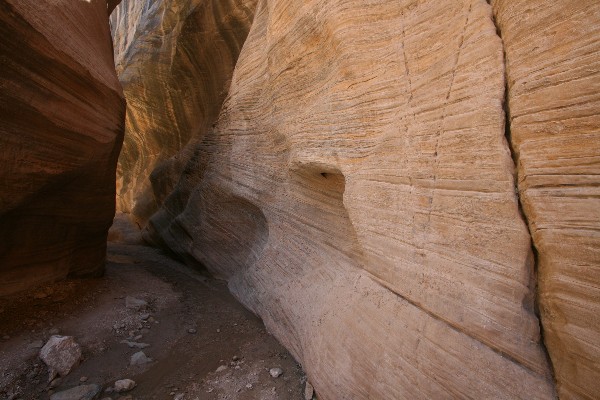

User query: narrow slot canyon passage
[1,0,599,400]
[0,215,306,399]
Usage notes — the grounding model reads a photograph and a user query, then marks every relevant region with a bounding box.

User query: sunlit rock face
[492,1,600,398]
[110,0,258,225]
[111,0,600,397]
[0,0,125,295]
[143,0,558,398]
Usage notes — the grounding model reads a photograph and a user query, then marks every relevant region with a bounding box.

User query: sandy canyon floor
[0,227,307,400]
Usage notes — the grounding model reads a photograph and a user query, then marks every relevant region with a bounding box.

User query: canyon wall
[110,0,257,225]
[113,0,600,398]
[0,0,125,295]
[492,1,600,398]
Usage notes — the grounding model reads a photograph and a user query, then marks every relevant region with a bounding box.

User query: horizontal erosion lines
[356,174,511,194]
[364,270,545,377]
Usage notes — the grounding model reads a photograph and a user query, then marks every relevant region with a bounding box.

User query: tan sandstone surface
[110,0,257,224]
[121,0,569,397]
[492,1,600,398]
[0,0,125,295]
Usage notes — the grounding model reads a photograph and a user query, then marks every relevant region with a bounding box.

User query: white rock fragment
[269,367,283,378]
[40,336,82,379]
[114,379,136,393]
[130,351,152,365]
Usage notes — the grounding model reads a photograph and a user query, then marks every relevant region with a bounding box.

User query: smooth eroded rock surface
[492,1,600,398]
[141,0,557,398]
[0,0,125,295]
[110,0,258,224]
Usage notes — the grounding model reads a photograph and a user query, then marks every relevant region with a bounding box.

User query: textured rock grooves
[0,1,125,295]
[110,0,258,225]
[111,0,598,398]
[492,1,600,398]
[488,0,557,384]
[127,0,558,397]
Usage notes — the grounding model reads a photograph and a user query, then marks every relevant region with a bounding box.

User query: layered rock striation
[0,0,125,295]
[112,0,600,398]
[110,0,258,224]
[143,0,555,397]
[492,1,600,398]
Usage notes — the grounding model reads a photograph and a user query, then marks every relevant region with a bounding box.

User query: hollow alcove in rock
[113,0,600,397]
[1,0,599,399]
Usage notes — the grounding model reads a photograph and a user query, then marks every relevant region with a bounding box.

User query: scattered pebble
[28,340,44,349]
[40,336,82,380]
[120,340,150,349]
[232,355,240,361]
[130,351,152,366]
[187,328,196,334]
[79,376,88,383]
[304,381,315,400]
[246,383,253,389]
[216,365,227,373]
[139,313,150,321]
[125,296,148,310]
[49,377,62,389]
[269,367,283,378]
[114,379,136,393]
[173,394,184,400]
[49,384,101,400]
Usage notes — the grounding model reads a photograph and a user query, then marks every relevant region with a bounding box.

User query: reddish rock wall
[0,0,125,295]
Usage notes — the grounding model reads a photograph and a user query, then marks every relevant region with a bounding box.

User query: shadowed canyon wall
[112,0,598,398]
[110,0,258,225]
[0,0,125,296]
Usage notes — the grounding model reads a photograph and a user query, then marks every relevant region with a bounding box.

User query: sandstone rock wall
[492,1,600,398]
[112,0,600,397]
[0,0,125,295]
[143,0,558,397]
[110,0,257,224]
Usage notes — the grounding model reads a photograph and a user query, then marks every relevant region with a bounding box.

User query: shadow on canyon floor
[0,217,306,400]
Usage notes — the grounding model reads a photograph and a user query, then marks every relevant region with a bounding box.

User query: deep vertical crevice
[488,2,558,390]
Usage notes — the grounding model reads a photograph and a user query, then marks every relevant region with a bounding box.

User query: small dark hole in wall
[321,172,327,178]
